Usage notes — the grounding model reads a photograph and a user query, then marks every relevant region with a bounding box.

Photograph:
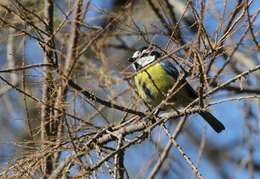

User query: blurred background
[0,0,260,178]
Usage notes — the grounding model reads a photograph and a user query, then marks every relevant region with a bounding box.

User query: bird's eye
[150,51,161,58]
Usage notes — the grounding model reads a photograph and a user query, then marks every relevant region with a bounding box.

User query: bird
[128,46,225,133]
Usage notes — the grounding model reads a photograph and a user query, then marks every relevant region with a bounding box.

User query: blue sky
[2,0,260,178]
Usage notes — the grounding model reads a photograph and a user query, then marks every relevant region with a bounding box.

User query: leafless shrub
[0,0,259,178]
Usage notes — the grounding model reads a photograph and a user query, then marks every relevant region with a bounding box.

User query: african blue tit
[129,46,225,133]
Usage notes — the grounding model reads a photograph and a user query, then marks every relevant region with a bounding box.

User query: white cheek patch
[137,56,155,67]
[132,51,140,58]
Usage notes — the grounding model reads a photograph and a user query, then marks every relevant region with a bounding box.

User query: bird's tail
[199,112,225,133]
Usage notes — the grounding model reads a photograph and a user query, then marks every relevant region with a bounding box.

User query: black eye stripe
[151,51,161,58]
[140,52,149,58]
[140,51,161,58]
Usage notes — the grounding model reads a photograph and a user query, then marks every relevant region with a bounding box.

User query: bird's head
[128,46,161,71]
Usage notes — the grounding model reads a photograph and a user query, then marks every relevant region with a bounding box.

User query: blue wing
[160,60,198,99]
[160,60,179,79]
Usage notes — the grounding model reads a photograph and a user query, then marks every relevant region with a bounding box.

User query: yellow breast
[134,63,175,106]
